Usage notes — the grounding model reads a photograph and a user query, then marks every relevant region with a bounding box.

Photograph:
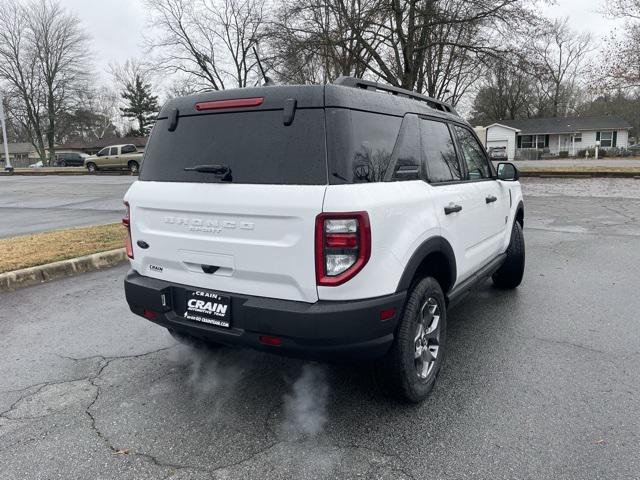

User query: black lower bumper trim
[124,271,406,361]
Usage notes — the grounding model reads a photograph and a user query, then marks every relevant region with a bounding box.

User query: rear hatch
[125,86,327,303]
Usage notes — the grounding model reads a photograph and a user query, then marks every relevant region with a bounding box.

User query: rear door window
[327,109,402,183]
[140,109,327,185]
[109,147,118,156]
[419,119,463,183]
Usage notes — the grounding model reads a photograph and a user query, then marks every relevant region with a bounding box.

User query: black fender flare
[396,236,457,293]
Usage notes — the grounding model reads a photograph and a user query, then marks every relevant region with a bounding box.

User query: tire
[86,162,97,173]
[168,329,222,350]
[374,277,447,403]
[59,161,66,167]
[128,161,139,174]
[492,221,525,289]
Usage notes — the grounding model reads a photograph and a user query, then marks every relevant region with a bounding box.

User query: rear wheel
[86,162,97,173]
[168,329,222,350]
[374,277,447,403]
[59,161,67,167]
[128,160,139,174]
[492,221,525,289]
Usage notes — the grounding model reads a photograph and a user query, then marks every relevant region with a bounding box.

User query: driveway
[0,176,136,238]
[1,177,639,479]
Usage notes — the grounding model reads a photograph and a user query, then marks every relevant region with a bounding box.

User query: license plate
[183,290,231,328]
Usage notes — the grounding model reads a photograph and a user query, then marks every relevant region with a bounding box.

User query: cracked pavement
[1,177,640,479]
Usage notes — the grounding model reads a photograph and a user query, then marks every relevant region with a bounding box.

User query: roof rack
[333,76,456,114]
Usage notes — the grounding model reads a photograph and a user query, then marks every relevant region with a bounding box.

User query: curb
[0,248,127,292]
[520,170,640,178]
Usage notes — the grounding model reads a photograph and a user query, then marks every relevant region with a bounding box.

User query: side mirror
[497,162,519,181]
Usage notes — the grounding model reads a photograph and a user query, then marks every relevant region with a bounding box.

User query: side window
[110,147,118,156]
[387,114,421,182]
[419,119,463,183]
[453,126,492,180]
[327,109,402,183]
[97,147,109,157]
[121,145,136,154]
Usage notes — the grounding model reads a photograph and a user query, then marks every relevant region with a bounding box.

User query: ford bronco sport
[123,77,525,403]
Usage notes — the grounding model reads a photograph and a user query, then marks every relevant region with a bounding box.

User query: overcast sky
[59,0,624,87]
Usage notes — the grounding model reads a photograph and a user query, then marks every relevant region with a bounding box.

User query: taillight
[315,212,371,286]
[123,202,133,259]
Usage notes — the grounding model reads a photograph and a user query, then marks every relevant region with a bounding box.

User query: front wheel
[492,221,525,289]
[128,161,139,174]
[86,162,97,173]
[374,277,447,403]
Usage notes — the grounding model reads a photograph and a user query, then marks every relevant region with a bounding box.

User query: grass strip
[0,223,125,273]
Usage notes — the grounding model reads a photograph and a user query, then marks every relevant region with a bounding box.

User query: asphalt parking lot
[1,177,639,479]
[0,175,135,238]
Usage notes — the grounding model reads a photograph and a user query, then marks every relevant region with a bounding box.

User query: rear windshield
[140,109,327,185]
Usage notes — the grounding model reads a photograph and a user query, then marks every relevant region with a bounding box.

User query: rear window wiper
[184,164,232,181]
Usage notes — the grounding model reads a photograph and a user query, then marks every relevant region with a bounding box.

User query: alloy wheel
[414,297,441,380]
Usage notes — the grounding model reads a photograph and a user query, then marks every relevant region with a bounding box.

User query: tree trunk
[47,84,56,165]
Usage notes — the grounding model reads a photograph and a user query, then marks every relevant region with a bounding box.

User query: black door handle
[444,204,462,215]
[486,195,497,204]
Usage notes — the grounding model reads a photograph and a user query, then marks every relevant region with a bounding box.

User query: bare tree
[469,58,534,124]
[267,0,378,84]
[57,87,119,142]
[143,0,267,90]
[331,0,536,97]
[528,18,591,117]
[0,0,47,159]
[594,0,640,92]
[28,0,92,163]
[602,0,640,20]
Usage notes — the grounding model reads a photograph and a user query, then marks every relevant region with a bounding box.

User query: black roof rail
[333,76,457,115]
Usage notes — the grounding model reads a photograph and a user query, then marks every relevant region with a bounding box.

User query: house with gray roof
[0,142,40,167]
[483,115,633,160]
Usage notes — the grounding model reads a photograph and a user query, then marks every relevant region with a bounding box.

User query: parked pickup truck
[84,144,143,173]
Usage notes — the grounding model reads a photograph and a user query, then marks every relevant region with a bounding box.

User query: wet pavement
[1,177,639,479]
[0,176,135,238]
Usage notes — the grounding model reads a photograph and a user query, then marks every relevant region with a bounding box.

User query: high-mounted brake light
[194,97,264,111]
[123,202,133,259]
[315,212,371,286]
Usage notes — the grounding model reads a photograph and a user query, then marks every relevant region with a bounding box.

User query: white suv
[123,77,525,402]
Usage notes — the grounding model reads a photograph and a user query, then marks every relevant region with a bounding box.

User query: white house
[484,115,632,160]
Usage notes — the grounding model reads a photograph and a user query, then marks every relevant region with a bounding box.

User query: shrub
[577,148,607,158]
[559,151,569,158]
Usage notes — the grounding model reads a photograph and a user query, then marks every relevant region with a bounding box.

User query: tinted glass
[110,147,118,155]
[97,148,109,156]
[327,109,402,184]
[121,145,136,154]
[140,109,327,185]
[420,120,462,182]
[454,126,491,179]
[387,115,421,182]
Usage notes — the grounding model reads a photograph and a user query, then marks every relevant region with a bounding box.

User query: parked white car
[123,78,525,403]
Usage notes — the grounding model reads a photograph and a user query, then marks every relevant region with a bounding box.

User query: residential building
[484,115,632,160]
[0,143,40,168]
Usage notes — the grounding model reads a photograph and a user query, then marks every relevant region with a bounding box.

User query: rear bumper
[124,270,406,361]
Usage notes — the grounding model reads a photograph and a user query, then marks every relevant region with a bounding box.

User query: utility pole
[0,93,13,172]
